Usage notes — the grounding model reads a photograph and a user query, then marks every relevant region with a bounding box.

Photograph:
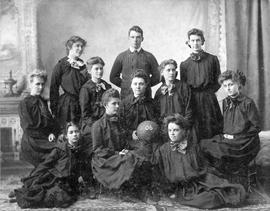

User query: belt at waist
[224,134,234,139]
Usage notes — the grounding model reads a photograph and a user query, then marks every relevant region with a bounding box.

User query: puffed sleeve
[79,86,92,123]
[18,98,50,138]
[18,100,33,132]
[92,121,115,158]
[33,146,71,178]
[182,82,193,126]
[50,61,63,116]
[211,56,221,92]
[151,144,164,169]
[180,62,187,82]
[110,54,123,87]
[153,88,162,123]
[247,100,261,134]
[119,100,126,128]
[149,54,160,86]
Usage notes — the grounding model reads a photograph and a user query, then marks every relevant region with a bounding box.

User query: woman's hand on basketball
[48,133,56,142]
[132,130,138,140]
[119,149,129,155]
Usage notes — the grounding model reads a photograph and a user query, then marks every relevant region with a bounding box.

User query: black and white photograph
[0,0,270,210]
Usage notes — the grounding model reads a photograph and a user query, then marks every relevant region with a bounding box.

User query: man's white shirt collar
[129,47,142,53]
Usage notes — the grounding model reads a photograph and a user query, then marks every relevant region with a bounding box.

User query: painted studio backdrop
[0,0,269,159]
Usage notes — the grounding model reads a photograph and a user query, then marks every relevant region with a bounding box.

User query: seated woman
[11,122,89,208]
[18,69,60,167]
[152,114,246,209]
[154,59,192,125]
[79,56,111,144]
[91,88,153,202]
[200,70,261,190]
[119,69,158,149]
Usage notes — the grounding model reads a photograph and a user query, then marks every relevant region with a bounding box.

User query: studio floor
[1,160,270,211]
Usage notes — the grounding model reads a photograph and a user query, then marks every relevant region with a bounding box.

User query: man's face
[129,30,143,50]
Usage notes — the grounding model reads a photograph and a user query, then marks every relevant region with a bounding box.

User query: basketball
[136,120,159,142]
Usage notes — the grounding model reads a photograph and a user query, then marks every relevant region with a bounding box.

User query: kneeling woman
[153,114,246,209]
[11,122,89,208]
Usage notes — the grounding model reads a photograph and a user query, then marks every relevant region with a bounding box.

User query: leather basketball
[136,120,159,141]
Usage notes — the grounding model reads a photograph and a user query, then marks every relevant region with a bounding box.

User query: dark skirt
[200,134,260,174]
[92,151,145,190]
[192,90,223,139]
[21,133,57,167]
[176,173,246,209]
[57,93,81,131]
[15,171,77,209]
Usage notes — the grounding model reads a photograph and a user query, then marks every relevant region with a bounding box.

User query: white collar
[129,47,142,53]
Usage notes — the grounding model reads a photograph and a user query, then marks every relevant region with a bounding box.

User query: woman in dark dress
[180,28,223,140]
[79,56,111,142]
[154,59,193,125]
[152,114,246,209]
[50,36,88,131]
[11,122,89,208]
[119,69,158,148]
[91,89,154,202]
[18,69,60,167]
[200,70,261,190]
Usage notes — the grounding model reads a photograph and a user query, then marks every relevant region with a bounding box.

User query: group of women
[8,28,261,209]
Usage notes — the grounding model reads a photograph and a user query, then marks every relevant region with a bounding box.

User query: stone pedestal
[0,0,38,97]
[0,97,22,161]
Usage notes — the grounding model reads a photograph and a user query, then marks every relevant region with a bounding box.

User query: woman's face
[188,34,203,53]
[131,77,147,97]
[168,122,186,143]
[105,97,120,116]
[66,125,80,146]
[30,76,45,96]
[222,79,240,97]
[162,64,177,82]
[68,41,84,58]
[89,63,104,81]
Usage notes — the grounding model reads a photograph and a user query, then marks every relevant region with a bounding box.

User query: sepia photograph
[0,0,270,210]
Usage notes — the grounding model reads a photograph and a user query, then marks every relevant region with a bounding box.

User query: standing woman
[79,56,111,141]
[180,28,223,140]
[19,69,60,167]
[50,36,87,131]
